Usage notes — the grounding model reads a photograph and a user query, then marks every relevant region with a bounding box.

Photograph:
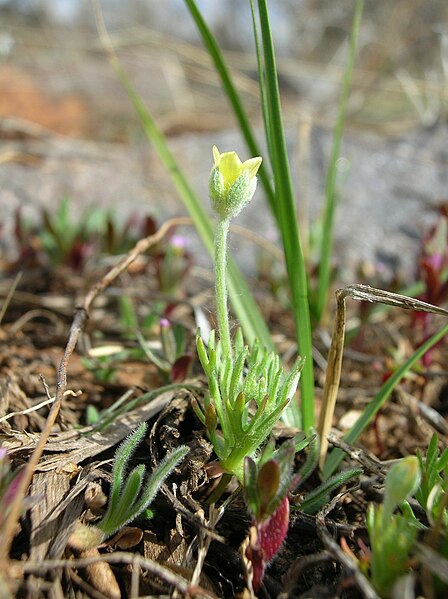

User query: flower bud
[209,145,262,220]
[383,455,421,518]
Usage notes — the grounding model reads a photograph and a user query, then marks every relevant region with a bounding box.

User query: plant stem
[215,217,232,358]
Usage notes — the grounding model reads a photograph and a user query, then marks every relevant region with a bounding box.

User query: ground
[1,218,448,597]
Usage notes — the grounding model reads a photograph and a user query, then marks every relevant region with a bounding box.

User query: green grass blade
[101,45,273,349]
[257,0,314,429]
[249,0,273,170]
[315,0,364,322]
[184,0,277,220]
[324,320,448,478]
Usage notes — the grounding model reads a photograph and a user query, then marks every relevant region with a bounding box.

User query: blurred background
[0,0,447,279]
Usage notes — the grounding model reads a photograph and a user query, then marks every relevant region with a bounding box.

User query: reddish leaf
[245,496,290,591]
[257,495,289,564]
[171,354,192,382]
[257,460,280,519]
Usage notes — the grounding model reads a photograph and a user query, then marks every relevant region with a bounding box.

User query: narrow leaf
[108,423,147,516]
[315,0,364,321]
[133,445,190,517]
[257,0,315,429]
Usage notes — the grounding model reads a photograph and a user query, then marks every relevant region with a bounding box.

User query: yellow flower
[209,145,262,220]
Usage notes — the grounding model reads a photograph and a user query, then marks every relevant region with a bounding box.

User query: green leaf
[196,333,210,372]
[244,456,260,515]
[315,0,364,321]
[258,460,281,517]
[383,456,421,521]
[99,464,145,536]
[132,445,190,517]
[229,347,248,401]
[300,468,362,514]
[295,431,320,488]
[256,0,314,430]
[108,423,148,517]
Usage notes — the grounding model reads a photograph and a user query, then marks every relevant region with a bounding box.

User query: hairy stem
[215,217,232,358]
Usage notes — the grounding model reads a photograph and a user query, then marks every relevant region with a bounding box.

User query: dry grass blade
[0,272,22,327]
[325,432,386,478]
[190,504,224,588]
[0,216,192,569]
[14,552,217,598]
[318,284,448,469]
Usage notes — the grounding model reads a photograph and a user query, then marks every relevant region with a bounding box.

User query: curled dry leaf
[84,482,107,512]
[108,526,143,550]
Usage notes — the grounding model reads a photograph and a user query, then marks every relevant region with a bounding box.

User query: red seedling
[245,495,290,591]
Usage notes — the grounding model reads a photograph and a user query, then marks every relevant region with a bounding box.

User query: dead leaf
[108,526,143,550]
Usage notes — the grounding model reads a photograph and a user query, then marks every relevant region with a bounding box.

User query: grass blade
[315,0,364,322]
[249,0,273,182]
[257,0,314,429]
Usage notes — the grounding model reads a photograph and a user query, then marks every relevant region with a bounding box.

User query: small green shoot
[80,353,119,384]
[414,433,448,592]
[416,433,448,529]
[69,423,189,549]
[137,318,191,383]
[365,456,421,597]
[297,467,362,515]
